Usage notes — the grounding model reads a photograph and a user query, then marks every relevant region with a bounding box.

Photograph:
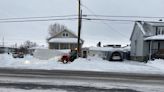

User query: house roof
[147,22,164,27]
[144,35,164,41]
[47,30,78,41]
[130,21,146,40]
[88,47,129,52]
[48,38,83,43]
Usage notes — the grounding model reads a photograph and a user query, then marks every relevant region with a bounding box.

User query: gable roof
[47,29,84,44]
[130,21,164,41]
[130,21,146,40]
[47,30,78,41]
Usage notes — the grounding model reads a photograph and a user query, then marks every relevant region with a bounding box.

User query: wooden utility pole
[2,37,4,47]
[77,0,82,57]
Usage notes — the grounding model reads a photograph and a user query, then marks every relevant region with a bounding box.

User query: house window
[62,32,69,37]
[60,43,69,49]
[156,27,164,35]
[162,30,164,35]
[158,27,160,35]
[65,33,68,37]
[63,33,65,37]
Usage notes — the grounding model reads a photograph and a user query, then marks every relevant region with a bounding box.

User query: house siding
[131,24,144,56]
[143,41,149,57]
[131,23,146,61]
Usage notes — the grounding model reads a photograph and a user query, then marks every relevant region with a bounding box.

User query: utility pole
[77,0,82,57]
[2,37,4,47]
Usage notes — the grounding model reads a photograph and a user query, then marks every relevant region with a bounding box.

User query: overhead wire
[80,3,130,39]
[0,15,77,21]
[0,18,78,23]
[83,15,164,19]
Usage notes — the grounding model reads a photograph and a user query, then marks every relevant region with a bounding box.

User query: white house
[130,21,164,61]
[47,30,84,50]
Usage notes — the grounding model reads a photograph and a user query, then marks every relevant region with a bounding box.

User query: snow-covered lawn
[0,54,164,75]
[147,59,164,71]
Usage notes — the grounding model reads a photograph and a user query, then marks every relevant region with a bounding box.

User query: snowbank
[33,49,68,60]
[0,54,164,75]
[147,59,164,71]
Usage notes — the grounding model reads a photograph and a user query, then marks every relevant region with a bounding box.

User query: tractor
[60,50,77,64]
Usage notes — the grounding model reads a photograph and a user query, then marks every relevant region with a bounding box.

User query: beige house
[47,30,84,50]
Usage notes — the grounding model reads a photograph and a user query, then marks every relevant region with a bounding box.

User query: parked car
[110,51,123,61]
[12,52,24,58]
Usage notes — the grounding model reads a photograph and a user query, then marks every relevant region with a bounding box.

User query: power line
[0,13,163,21]
[0,14,163,22]
[83,15,164,19]
[0,18,77,23]
[0,17,162,24]
[80,4,130,39]
[0,15,77,21]
[83,18,137,22]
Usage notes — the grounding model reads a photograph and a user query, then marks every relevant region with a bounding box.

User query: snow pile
[72,57,162,74]
[0,54,164,74]
[147,59,164,71]
[33,49,67,60]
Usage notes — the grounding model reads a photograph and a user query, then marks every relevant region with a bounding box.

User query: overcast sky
[0,0,164,47]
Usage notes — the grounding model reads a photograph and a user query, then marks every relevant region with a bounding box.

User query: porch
[144,35,164,60]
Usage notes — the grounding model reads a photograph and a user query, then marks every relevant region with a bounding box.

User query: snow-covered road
[0,72,163,92]
[0,54,164,75]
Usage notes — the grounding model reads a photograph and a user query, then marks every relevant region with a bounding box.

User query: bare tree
[48,23,68,37]
[22,40,38,48]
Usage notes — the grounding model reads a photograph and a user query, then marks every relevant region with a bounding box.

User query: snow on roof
[28,46,48,50]
[136,22,146,35]
[147,22,164,27]
[122,45,131,52]
[48,38,83,43]
[144,35,164,41]
[88,47,127,52]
